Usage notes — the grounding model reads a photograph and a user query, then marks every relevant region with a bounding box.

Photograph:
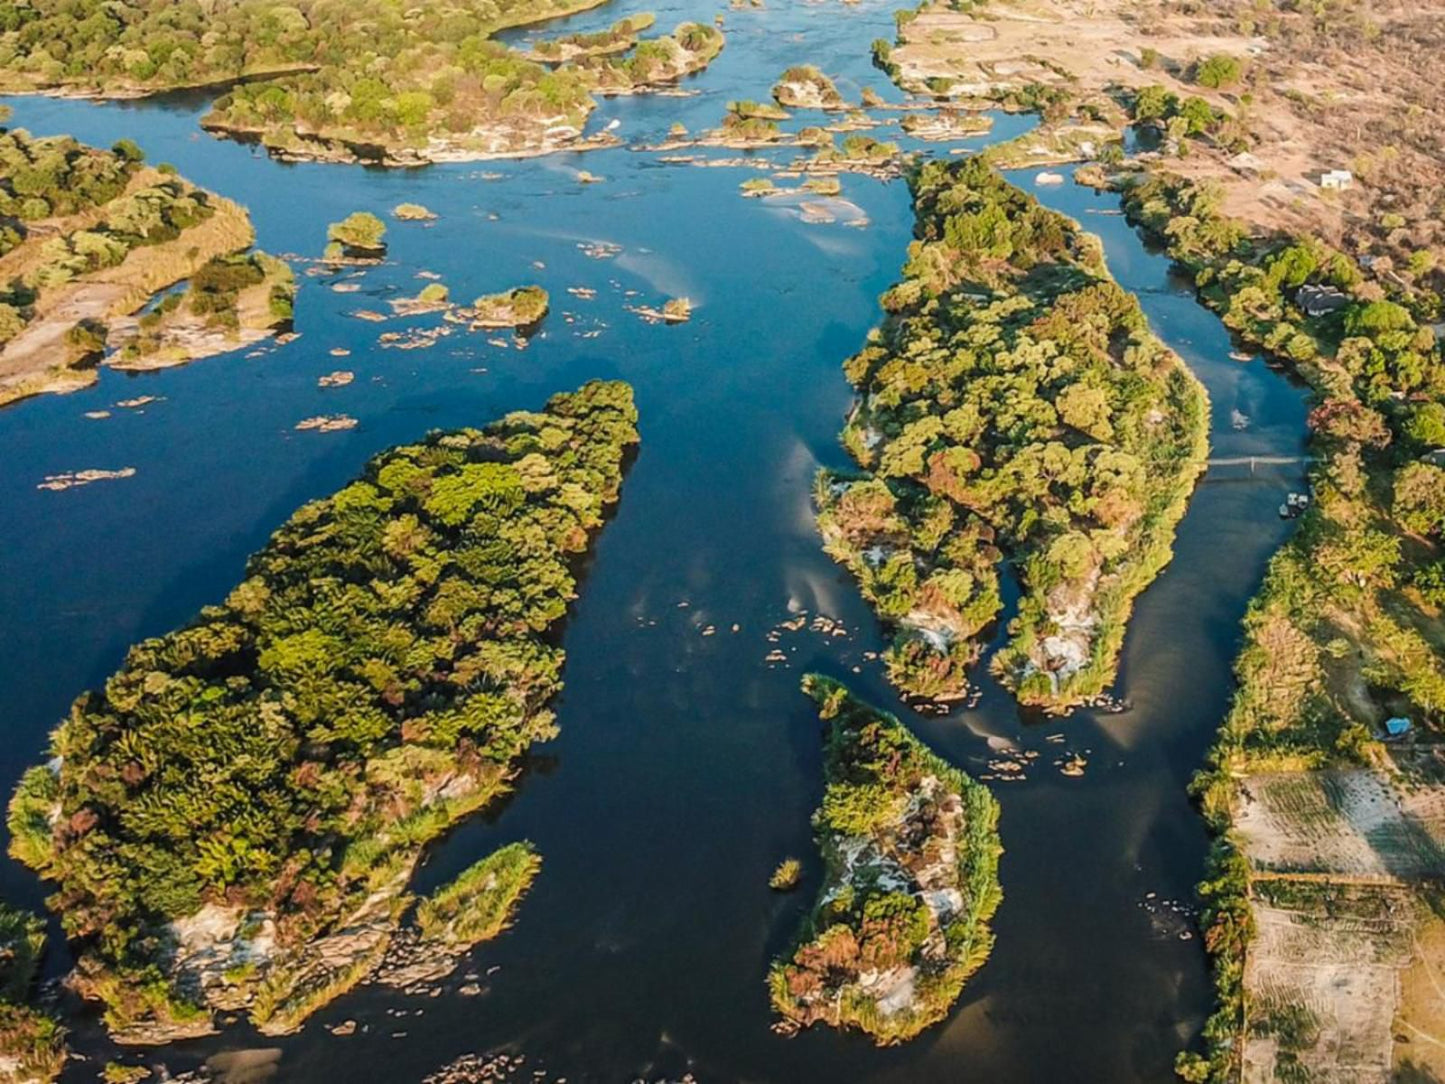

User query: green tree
[1194,53,1243,88]
[327,211,387,253]
[1405,403,1445,448]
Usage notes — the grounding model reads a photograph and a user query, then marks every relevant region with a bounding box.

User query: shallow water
[0,1,1309,1080]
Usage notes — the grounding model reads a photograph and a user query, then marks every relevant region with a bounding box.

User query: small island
[393,202,437,221]
[727,99,790,122]
[899,110,994,141]
[711,107,785,146]
[816,158,1207,709]
[771,65,845,110]
[415,842,541,950]
[7,381,639,1042]
[769,675,1001,1044]
[326,211,388,260]
[523,13,658,63]
[112,251,295,368]
[391,282,452,316]
[456,285,550,329]
[0,122,293,406]
[578,22,725,95]
[805,134,902,177]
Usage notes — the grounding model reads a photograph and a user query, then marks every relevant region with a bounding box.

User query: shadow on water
[0,2,1315,1080]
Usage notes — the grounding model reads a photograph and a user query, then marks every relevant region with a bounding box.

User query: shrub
[769,858,802,890]
[327,211,387,254]
[1194,53,1243,88]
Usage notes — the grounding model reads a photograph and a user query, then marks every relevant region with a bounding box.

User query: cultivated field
[1243,882,1424,1083]
[1235,769,1445,882]
[1236,760,1445,1081]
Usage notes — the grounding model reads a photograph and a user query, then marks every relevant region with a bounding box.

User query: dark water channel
[0,0,1309,1079]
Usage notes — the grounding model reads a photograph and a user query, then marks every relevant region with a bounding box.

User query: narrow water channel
[0,1,1310,1080]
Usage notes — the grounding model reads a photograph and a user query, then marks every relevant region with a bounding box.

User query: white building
[1319,169,1354,191]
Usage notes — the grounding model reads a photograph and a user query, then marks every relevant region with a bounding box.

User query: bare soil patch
[1244,884,1418,1083]
[892,0,1445,280]
[1236,770,1445,882]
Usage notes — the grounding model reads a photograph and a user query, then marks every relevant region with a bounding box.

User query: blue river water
[0,0,1309,1079]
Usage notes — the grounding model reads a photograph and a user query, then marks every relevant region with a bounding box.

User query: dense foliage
[414,842,540,947]
[818,158,1208,707]
[1131,85,1230,146]
[1121,173,1445,1083]
[8,381,638,1036]
[0,127,133,254]
[0,903,66,1084]
[0,0,726,162]
[769,675,1001,1044]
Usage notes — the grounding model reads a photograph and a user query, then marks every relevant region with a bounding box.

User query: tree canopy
[817,158,1208,707]
[8,381,639,1037]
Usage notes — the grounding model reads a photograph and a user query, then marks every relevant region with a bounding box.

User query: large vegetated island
[0,0,724,165]
[0,119,294,406]
[817,158,1208,711]
[770,675,1001,1044]
[6,380,639,1042]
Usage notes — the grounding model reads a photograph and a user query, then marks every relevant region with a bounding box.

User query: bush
[64,318,107,359]
[769,858,802,890]
[327,211,387,254]
[1194,53,1243,88]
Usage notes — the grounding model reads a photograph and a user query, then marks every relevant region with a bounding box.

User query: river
[0,0,1309,1080]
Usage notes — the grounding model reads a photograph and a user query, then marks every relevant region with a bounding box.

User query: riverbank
[1112,167,1445,1082]
[878,0,1445,294]
[0,0,735,168]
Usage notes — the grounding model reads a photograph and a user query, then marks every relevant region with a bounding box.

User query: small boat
[1280,492,1311,519]
[1229,350,1253,361]
[1034,170,1064,185]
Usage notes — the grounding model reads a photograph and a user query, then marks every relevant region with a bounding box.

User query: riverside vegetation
[769,675,1001,1044]
[7,381,639,1042]
[522,13,657,63]
[1114,170,1445,1083]
[0,902,67,1083]
[0,0,724,165]
[0,120,293,404]
[816,158,1208,710]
